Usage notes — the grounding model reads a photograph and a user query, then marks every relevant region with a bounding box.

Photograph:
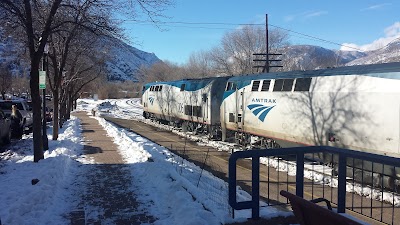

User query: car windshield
[0,102,24,110]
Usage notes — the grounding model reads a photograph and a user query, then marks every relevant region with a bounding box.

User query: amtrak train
[142,62,400,190]
[142,62,400,159]
[142,76,230,138]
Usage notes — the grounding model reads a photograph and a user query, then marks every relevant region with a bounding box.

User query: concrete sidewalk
[68,111,296,225]
[68,111,154,224]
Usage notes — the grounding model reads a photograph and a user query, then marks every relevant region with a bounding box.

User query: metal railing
[228,146,400,224]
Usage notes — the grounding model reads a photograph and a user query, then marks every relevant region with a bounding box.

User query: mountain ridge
[1,35,399,81]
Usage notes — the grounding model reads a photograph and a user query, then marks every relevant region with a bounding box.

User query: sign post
[39,71,46,89]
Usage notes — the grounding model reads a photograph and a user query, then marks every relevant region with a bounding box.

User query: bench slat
[280,190,365,225]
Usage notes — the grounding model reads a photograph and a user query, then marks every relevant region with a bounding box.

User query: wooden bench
[280,190,364,225]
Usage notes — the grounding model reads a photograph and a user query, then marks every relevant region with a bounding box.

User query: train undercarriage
[144,112,399,192]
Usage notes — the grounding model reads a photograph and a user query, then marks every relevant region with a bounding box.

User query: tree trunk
[67,89,73,120]
[52,89,59,140]
[59,97,66,128]
[30,64,43,162]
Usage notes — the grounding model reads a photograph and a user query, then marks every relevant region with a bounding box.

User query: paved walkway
[66,111,296,225]
[68,111,155,224]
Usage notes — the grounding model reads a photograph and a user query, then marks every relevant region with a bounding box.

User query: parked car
[45,94,52,101]
[0,109,11,145]
[0,99,33,134]
[26,101,52,122]
[45,107,53,122]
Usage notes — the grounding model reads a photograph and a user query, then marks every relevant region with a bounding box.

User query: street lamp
[42,43,49,150]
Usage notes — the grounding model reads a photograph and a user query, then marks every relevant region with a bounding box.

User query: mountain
[98,37,162,81]
[279,45,336,71]
[278,45,367,71]
[0,34,161,82]
[345,39,400,66]
[274,39,400,71]
[0,34,28,77]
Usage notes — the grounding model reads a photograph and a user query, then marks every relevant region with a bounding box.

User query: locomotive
[142,76,230,138]
[142,62,400,157]
[142,62,400,191]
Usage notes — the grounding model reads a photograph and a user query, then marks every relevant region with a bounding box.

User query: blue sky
[122,0,400,64]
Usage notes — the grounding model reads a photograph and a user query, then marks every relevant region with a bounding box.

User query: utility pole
[41,44,49,151]
[265,14,269,73]
[252,14,283,73]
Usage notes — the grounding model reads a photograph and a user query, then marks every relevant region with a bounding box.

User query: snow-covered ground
[91,98,400,207]
[0,98,291,225]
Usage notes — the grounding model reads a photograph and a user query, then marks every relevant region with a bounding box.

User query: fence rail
[228,146,400,224]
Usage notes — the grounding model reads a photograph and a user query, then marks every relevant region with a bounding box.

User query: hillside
[98,37,161,81]
[346,40,400,66]
[0,35,161,82]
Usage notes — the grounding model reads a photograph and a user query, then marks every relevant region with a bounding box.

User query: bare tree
[46,2,116,140]
[184,50,214,78]
[0,64,12,99]
[60,44,107,126]
[138,60,185,83]
[0,0,172,162]
[11,76,30,96]
[209,25,290,75]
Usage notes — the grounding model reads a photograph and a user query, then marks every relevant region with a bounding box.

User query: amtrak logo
[247,104,275,122]
[149,96,155,105]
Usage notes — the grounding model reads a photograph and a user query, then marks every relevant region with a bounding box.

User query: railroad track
[103,115,395,225]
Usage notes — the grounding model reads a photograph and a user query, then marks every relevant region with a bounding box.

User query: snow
[0,118,84,224]
[0,98,292,225]
[91,98,400,206]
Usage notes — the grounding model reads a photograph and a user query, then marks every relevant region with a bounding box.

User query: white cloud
[284,10,327,22]
[340,22,400,52]
[284,15,295,22]
[304,11,328,18]
[361,3,391,11]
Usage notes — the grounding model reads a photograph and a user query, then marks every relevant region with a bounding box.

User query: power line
[268,24,363,51]
[120,19,264,27]
[124,21,242,30]
[121,19,398,52]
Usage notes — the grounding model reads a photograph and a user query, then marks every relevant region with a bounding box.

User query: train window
[225,82,232,91]
[261,80,271,91]
[193,106,202,117]
[232,82,237,90]
[237,114,242,123]
[184,105,192,115]
[229,113,235,122]
[282,79,294,91]
[155,86,159,91]
[180,84,186,91]
[159,85,163,91]
[150,86,154,91]
[202,94,207,103]
[294,78,312,91]
[273,79,294,92]
[251,80,260,91]
[273,80,283,91]
[225,82,237,91]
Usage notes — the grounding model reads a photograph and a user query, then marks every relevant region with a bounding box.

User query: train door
[235,87,245,130]
[141,86,149,119]
[142,85,148,111]
[202,92,208,124]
